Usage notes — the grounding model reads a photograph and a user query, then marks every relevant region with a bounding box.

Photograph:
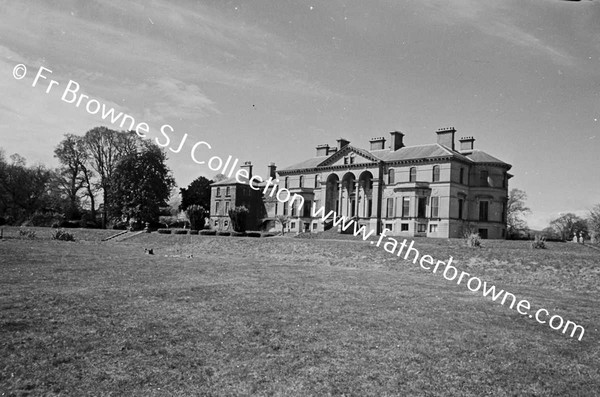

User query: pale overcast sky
[1,0,599,229]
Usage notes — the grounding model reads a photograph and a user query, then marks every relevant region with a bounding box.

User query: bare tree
[506,188,530,238]
[275,214,290,236]
[82,127,138,227]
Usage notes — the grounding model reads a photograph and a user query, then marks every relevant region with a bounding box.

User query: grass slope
[0,229,599,396]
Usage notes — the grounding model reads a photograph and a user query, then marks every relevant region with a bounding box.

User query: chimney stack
[436,127,456,150]
[267,162,277,179]
[240,161,253,179]
[389,131,405,151]
[369,137,386,151]
[316,144,330,157]
[459,136,475,152]
[336,137,350,150]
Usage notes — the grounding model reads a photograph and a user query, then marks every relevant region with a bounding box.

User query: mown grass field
[1,226,599,396]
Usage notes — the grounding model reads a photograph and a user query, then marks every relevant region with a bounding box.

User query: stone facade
[210,128,512,239]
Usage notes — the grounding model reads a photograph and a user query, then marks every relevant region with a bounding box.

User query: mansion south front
[210,127,512,239]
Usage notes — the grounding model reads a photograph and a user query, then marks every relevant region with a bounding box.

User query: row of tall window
[214,200,231,215]
[387,166,441,185]
[385,196,440,218]
[283,175,320,189]
[215,186,231,197]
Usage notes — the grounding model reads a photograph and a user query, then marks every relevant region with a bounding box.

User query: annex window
[479,200,489,221]
[458,198,464,220]
[386,198,394,218]
[430,197,439,218]
[401,223,409,231]
[225,201,230,214]
[215,202,220,215]
[480,170,489,187]
[417,224,426,233]
[299,176,304,188]
[388,168,395,184]
[385,223,393,231]
[226,186,230,196]
[409,167,417,182]
[214,220,219,227]
[432,165,440,182]
[216,187,221,197]
[429,224,438,233]
[290,222,296,229]
[402,197,410,217]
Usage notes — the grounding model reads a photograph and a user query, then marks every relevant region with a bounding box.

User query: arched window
[388,168,395,184]
[409,167,417,182]
[432,165,440,182]
[299,175,304,188]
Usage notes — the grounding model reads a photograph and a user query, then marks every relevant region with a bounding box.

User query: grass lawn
[1,227,599,396]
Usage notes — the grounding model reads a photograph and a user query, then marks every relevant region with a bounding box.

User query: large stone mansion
[210,127,512,239]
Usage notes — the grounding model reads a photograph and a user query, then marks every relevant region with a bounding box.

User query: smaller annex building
[210,128,512,239]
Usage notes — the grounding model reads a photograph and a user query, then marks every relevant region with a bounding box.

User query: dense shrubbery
[157,229,172,234]
[185,205,207,231]
[465,232,482,248]
[230,231,246,237]
[228,206,249,233]
[189,230,199,235]
[200,230,217,236]
[174,230,188,235]
[530,235,547,249]
[217,231,231,236]
[52,229,75,241]
[246,231,261,238]
[18,228,36,239]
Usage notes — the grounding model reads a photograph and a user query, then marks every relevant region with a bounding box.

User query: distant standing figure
[573,233,579,243]
[579,232,584,244]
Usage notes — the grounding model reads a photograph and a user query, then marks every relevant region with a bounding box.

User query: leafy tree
[186,205,207,230]
[550,213,588,241]
[109,142,175,227]
[275,214,290,236]
[228,206,249,232]
[506,188,530,238]
[0,153,53,223]
[179,176,213,211]
[587,204,600,243]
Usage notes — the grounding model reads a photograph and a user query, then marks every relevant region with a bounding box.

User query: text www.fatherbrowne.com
[311,203,586,341]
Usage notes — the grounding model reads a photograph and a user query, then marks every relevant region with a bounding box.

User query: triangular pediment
[318,145,380,167]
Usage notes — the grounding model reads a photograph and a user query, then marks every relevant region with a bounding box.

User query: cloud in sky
[1,0,599,226]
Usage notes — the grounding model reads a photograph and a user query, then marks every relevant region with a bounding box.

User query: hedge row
[155,229,275,237]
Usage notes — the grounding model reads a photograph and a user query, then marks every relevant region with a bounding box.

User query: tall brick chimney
[316,144,330,157]
[267,162,277,179]
[336,137,350,150]
[240,161,253,179]
[436,127,456,150]
[369,137,386,151]
[389,131,405,151]
[459,136,475,152]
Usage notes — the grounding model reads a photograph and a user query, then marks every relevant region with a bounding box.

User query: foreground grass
[0,230,599,396]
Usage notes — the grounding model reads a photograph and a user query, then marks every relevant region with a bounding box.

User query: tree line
[506,188,599,243]
[0,126,181,229]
